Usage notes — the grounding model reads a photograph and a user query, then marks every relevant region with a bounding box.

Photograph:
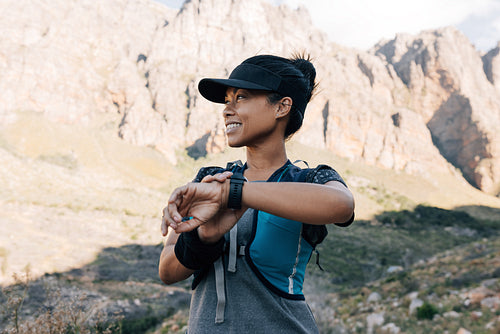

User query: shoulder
[290,163,347,187]
[307,165,347,187]
[296,163,354,227]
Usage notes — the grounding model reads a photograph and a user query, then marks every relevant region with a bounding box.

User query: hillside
[1,111,500,332]
[1,109,499,285]
[2,207,499,333]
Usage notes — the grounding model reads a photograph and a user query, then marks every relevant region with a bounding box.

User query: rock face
[373,29,500,195]
[0,0,174,120]
[0,0,499,195]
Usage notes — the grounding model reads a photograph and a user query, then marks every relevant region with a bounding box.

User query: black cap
[198,62,307,114]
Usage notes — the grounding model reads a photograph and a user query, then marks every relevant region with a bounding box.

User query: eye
[236,94,245,101]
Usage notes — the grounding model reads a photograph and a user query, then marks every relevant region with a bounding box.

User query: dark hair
[241,54,317,139]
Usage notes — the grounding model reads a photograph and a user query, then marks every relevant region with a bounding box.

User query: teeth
[226,123,241,130]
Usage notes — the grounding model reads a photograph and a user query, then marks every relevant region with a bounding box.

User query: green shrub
[119,315,160,334]
[416,302,439,320]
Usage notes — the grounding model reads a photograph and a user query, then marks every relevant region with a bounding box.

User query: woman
[159,54,355,333]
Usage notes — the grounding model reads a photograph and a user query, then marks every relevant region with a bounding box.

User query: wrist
[227,171,246,209]
[197,225,224,244]
[174,228,224,270]
[221,178,230,209]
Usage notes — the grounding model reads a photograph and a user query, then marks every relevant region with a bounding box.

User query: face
[223,88,280,147]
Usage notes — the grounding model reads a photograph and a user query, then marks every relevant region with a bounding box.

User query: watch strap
[227,171,246,209]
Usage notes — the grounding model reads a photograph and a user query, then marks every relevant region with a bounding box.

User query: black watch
[227,171,246,209]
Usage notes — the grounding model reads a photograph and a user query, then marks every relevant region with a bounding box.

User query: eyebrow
[225,88,242,99]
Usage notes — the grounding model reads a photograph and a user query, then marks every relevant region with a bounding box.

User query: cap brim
[198,78,273,104]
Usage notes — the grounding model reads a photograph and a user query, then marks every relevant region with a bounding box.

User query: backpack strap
[296,165,329,249]
[292,159,309,168]
[289,165,326,271]
[226,160,244,171]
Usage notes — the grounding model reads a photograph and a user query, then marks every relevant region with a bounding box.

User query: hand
[161,171,245,242]
[162,179,227,233]
[197,172,247,242]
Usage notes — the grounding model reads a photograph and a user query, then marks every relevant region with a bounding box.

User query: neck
[244,140,288,180]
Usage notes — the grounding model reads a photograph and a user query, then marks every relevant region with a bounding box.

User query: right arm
[158,229,194,285]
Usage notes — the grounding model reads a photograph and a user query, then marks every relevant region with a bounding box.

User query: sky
[157,0,500,52]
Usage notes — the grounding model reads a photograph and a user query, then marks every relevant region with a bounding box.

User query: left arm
[165,178,354,236]
[240,180,354,225]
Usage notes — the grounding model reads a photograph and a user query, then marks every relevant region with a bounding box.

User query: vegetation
[1,204,498,333]
[310,205,500,290]
[305,204,500,333]
[416,302,439,320]
[321,233,500,333]
[0,270,121,334]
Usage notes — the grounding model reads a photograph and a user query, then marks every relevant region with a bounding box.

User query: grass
[0,270,119,334]
[309,205,500,292]
[315,233,500,333]
[36,153,78,170]
[1,204,499,333]
[0,266,188,334]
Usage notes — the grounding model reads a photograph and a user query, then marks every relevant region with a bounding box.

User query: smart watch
[227,171,246,209]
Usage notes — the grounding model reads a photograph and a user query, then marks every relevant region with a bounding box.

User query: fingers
[168,185,190,219]
[161,205,177,235]
[162,176,230,236]
[161,211,202,235]
[172,217,203,233]
[161,211,169,236]
[161,213,195,236]
[162,185,188,232]
[201,171,232,183]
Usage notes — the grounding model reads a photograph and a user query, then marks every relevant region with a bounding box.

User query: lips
[225,120,242,134]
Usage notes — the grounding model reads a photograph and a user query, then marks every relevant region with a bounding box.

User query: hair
[241,53,318,139]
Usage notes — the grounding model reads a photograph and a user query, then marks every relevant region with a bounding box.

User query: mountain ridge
[1,0,499,195]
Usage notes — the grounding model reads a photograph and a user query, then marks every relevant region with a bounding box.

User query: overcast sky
[157,0,500,52]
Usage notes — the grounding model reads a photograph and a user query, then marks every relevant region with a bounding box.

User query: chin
[227,142,244,148]
[226,135,243,148]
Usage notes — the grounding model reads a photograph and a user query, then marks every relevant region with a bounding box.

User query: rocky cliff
[373,30,500,195]
[1,0,499,195]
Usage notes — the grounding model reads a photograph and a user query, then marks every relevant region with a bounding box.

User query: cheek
[259,106,278,126]
[237,101,276,131]
[248,113,276,135]
[253,102,276,119]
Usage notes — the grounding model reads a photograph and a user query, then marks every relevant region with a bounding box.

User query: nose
[223,104,235,118]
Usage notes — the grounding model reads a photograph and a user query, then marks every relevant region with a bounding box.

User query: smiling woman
[221,88,281,147]
[158,54,355,333]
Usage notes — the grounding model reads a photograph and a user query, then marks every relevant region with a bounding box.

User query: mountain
[1,0,500,195]
[372,31,500,195]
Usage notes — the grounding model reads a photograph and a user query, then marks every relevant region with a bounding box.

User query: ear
[275,97,293,119]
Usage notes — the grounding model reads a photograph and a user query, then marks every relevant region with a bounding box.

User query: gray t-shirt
[187,209,319,334]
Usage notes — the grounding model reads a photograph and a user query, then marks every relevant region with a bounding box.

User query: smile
[226,123,241,130]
